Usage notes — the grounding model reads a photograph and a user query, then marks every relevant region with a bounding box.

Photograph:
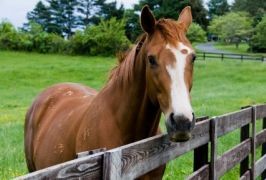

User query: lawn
[0,50,266,179]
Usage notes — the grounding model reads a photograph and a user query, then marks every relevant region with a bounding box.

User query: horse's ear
[140,5,156,34]
[178,6,192,32]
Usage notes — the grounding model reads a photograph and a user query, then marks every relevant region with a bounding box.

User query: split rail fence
[197,52,266,62]
[17,104,266,180]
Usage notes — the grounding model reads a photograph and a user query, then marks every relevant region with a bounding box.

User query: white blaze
[166,42,193,121]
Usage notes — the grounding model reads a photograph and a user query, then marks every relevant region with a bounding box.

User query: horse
[24,5,196,179]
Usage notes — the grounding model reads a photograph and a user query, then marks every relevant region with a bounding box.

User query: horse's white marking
[166,42,194,121]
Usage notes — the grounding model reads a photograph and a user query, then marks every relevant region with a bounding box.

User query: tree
[187,23,206,43]
[207,0,230,19]
[76,0,96,27]
[208,12,253,48]
[134,0,208,28]
[91,0,125,24]
[125,0,208,42]
[232,0,266,26]
[26,1,53,33]
[250,16,266,52]
[46,0,78,37]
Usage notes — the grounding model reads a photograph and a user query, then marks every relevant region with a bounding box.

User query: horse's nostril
[170,112,175,125]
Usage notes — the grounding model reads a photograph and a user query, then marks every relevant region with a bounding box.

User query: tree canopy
[207,0,230,19]
[208,12,253,47]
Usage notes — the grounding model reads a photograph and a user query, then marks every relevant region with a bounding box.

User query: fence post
[103,149,122,180]
[221,53,224,61]
[210,117,218,180]
[193,117,209,171]
[203,52,206,60]
[241,55,243,62]
[250,106,256,180]
[240,106,250,177]
[262,117,266,179]
[262,56,264,62]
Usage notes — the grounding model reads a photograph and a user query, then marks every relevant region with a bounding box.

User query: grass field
[0,50,266,179]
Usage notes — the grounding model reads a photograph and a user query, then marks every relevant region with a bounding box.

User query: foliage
[0,22,32,51]
[208,12,253,46]
[187,23,206,43]
[134,0,208,28]
[76,0,96,27]
[82,18,130,55]
[92,0,125,24]
[232,0,266,26]
[207,0,230,19]
[25,1,52,33]
[250,16,266,52]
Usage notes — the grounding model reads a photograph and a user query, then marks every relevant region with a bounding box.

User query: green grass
[214,42,266,56]
[0,51,266,179]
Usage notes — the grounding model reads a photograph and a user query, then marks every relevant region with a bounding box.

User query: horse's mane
[108,19,188,86]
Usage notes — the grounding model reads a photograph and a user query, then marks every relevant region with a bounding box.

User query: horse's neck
[100,51,161,142]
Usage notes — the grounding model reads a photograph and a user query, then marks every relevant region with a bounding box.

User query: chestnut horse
[24,6,196,179]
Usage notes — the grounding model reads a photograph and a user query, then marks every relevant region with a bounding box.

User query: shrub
[187,23,206,43]
[83,18,130,56]
[250,16,266,52]
[31,32,65,53]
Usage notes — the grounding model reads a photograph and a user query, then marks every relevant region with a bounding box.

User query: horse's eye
[192,54,196,62]
[148,55,157,66]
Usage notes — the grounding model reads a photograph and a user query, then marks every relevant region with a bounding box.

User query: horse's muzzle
[166,113,195,142]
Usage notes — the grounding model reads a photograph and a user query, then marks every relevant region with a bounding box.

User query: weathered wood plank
[216,138,251,177]
[103,149,122,180]
[216,108,252,137]
[255,154,266,178]
[108,119,211,179]
[251,106,256,180]
[256,104,266,119]
[77,148,106,158]
[262,117,266,180]
[187,164,209,180]
[255,129,266,148]
[16,152,104,180]
[240,170,250,180]
[194,116,209,171]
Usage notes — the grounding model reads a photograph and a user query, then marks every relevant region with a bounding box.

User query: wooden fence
[17,104,266,180]
[197,52,265,62]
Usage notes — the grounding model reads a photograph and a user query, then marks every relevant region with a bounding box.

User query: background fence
[197,52,266,62]
[17,104,266,180]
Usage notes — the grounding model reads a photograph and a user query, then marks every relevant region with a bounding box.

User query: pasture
[0,50,266,179]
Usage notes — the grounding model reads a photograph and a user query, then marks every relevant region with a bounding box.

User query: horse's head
[140,6,196,142]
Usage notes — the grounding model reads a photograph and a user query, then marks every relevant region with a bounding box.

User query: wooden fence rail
[17,104,266,180]
[197,52,265,62]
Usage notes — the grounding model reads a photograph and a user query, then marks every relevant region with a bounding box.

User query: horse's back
[24,83,97,171]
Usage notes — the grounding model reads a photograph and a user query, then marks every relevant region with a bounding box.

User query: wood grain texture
[240,170,250,180]
[255,154,266,178]
[119,119,210,179]
[103,149,122,180]
[262,117,266,180]
[251,106,256,180]
[16,152,104,180]
[194,117,209,171]
[216,108,252,137]
[216,138,251,177]
[187,164,209,180]
[256,104,266,119]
